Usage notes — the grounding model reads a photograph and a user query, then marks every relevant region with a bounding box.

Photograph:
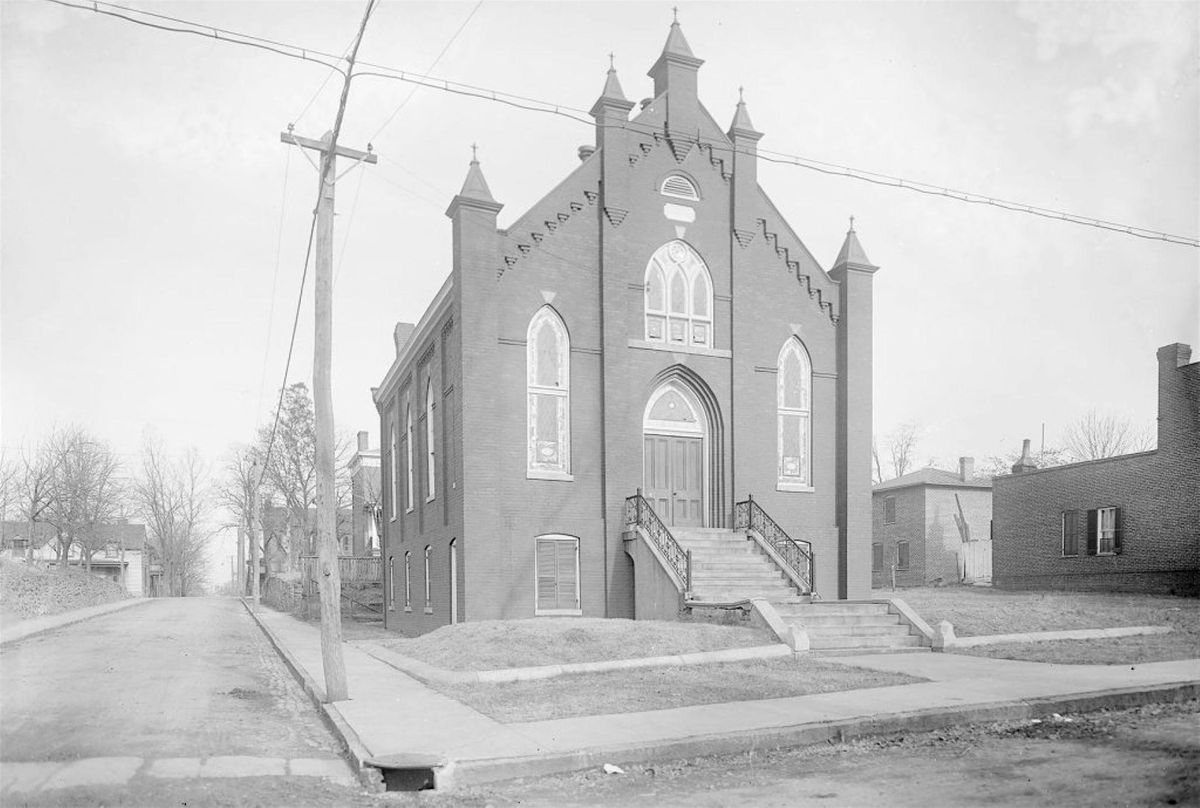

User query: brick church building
[373,20,878,634]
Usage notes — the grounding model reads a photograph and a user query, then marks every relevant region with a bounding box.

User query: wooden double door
[643,434,704,528]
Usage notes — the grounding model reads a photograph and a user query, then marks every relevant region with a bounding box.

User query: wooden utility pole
[236,526,246,596]
[280,0,377,703]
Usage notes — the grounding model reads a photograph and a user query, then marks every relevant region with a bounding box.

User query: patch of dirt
[372,617,776,671]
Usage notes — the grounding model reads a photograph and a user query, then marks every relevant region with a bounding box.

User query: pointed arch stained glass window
[778,338,813,487]
[527,306,570,475]
[644,240,712,348]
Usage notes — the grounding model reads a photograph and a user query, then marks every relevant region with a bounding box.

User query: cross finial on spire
[673,6,678,23]
[609,51,615,69]
[849,214,856,232]
[471,142,478,162]
[738,86,744,103]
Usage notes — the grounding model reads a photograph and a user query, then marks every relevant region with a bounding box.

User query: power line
[49,0,1199,247]
[44,0,345,74]
[367,0,485,143]
[256,146,292,426]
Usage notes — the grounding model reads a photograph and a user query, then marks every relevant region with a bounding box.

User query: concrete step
[808,634,926,650]
[692,569,789,581]
[775,613,902,628]
[695,587,799,600]
[785,603,893,616]
[802,624,914,638]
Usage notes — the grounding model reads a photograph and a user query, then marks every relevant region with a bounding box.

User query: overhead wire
[256,147,293,426]
[47,0,1199,248]
[367,0,485,143]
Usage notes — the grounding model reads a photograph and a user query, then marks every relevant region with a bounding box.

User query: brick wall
[992,345,1199,595]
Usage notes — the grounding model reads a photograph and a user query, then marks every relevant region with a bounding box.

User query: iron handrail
[734,495,815,595]
[624,491,692,596]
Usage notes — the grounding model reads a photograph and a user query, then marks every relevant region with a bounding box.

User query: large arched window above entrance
[526,306,571,478]
[644,241,712,348]
[777,338,813,490]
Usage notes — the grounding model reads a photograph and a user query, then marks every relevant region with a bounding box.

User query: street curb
[355,640,793,684]
[0,598,152,647]
[445,680,1200,789]
[239,599,384,793]
[949,625,1173,648]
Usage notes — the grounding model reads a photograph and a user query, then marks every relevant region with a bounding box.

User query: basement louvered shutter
[1113,507,1123,554]
[556,540,579,610]
[1086,509,1098,556]
[536,539,558,607]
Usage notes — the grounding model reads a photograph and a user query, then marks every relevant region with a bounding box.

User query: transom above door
[642,383,707,528]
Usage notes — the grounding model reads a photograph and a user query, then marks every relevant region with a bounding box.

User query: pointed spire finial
[673,5,679,23]
[609,52,615,70]
[470,142,478,163]
[849,214,855,232]
[738,86,744,103]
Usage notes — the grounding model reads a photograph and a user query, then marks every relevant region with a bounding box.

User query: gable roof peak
[833,216,875,268]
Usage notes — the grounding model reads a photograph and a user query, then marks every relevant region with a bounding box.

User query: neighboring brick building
[992,344,1200,595]
[373,21,879,634]
[871,459,993,588]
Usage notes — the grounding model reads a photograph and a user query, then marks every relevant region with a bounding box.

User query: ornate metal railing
[624,491,692,596]
[734,495,815,595]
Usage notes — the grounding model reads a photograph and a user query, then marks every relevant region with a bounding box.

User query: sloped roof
[0,520,146,550]
[873,467,993,493]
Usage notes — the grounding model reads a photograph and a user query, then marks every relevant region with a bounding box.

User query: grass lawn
[369,617,778,671]
[432,657,925,722]
[877,585,1200,664]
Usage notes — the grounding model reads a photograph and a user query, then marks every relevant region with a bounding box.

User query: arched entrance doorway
[643,381,707,527]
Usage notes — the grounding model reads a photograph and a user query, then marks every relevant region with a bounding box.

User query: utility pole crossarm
[279,132,378,163]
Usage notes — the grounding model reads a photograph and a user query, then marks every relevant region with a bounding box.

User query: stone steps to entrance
[674,529,802,603]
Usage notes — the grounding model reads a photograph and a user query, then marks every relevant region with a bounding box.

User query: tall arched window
[405,404,414,512]
[388,556,396,611]
[423,545,432,611]
[403,551,412,610]
[644,240,712,348]
[389,421,398,520]
[425,377,436,502]
[777,338,813,489]
[527,306,571,477]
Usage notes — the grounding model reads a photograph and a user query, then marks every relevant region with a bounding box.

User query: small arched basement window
[660,174,699,201]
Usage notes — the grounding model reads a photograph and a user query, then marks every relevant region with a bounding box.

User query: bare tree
[873,423,920,482]
[40,426,125,573]
[1062,410,1155,462]
[10,442,56,562]
[218,445,263,594]
[256,383,351,573]
[133,437,213,596]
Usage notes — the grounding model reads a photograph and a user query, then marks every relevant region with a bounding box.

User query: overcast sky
[3,1,1197,581]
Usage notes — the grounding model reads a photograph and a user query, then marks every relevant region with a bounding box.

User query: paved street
[0,598,363,805]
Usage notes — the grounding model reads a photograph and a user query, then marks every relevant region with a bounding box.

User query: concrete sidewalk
[246,604,1200,791]
[0,598,151,646]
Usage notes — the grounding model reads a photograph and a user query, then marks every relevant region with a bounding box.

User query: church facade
[373,21,878,634]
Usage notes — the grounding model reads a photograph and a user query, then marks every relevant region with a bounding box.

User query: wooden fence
[300,555,382,584]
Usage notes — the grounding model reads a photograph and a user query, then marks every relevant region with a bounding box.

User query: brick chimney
[959,456,974,481]
[1010,439,1039,474]
[393,322,415,356]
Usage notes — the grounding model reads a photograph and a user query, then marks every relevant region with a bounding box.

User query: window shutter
[536,539,558,608]
[1086,509,1098,555]
[1062,510,1080,556]
[1113,507,1123,554]
[557,541,579,609]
